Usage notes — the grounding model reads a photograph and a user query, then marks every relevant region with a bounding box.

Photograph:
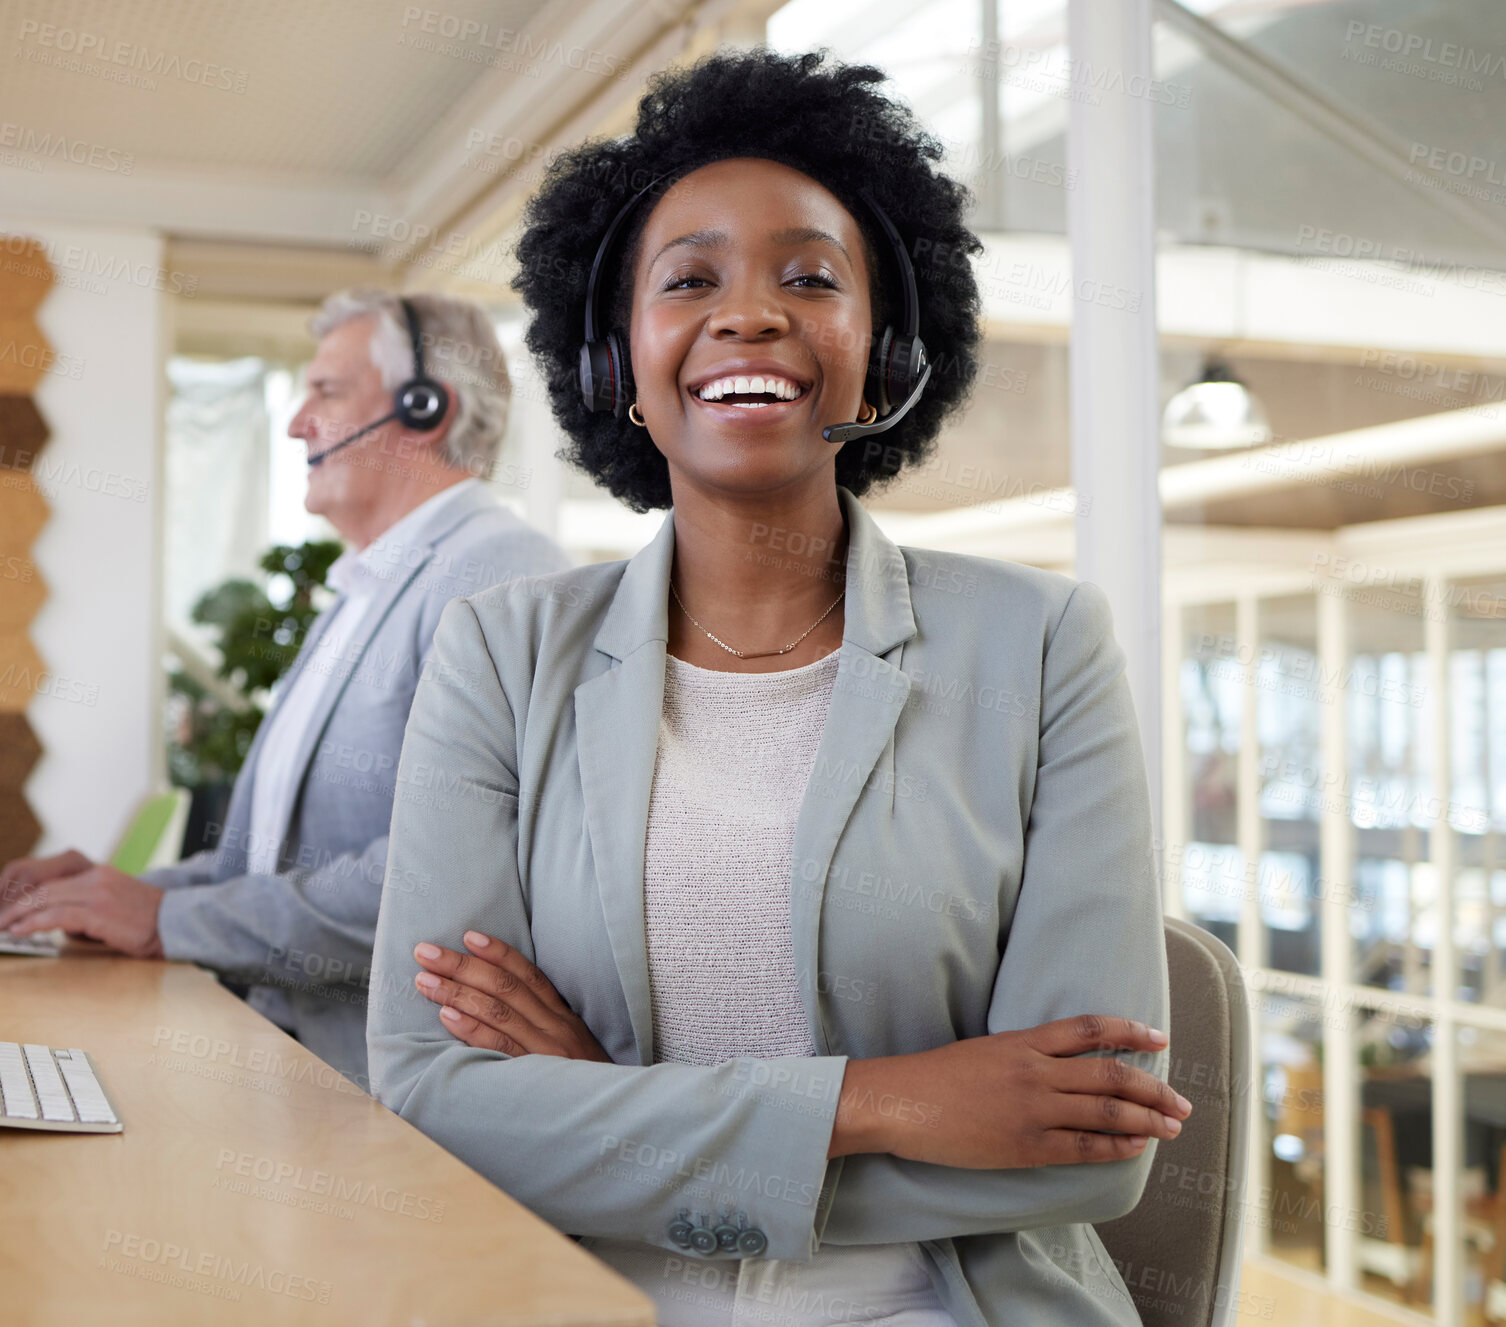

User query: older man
[0,290,570,1089]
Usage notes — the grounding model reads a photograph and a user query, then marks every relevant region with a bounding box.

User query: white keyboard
[0,928,64,956]
[0,1043,122,1133]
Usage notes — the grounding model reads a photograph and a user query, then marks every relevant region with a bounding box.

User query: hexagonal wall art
[0,235,53,860]
[0,395,50,473]
[0,713,42,865]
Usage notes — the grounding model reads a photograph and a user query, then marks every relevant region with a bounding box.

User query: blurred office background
[2,0,1505,1321]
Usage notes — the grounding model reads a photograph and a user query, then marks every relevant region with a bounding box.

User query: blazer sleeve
[141,847,219,892]
[366,598,849,1259]
[813,579,1172,1245]
[153,837,390,992]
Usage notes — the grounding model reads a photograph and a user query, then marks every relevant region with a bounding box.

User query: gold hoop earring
[857,400,878,425]
[627,401,646,427]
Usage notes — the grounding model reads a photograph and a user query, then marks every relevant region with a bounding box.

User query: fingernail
[464,931,489,948]
[1149,1027,1169,1045]
[1175,1093,1192,1114]
[1130,1136,1148,1148]
[440,1006,461,1021]
[415,973,439,990]
[415,942,440,961]
[1162,1115,1182,1135]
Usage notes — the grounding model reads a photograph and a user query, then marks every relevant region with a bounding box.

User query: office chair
[1094,917,1252,1327]
[110,789,191,876]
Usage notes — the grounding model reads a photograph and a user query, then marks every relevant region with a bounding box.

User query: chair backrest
[110,789,191,876]
[1094,917,1252,1327]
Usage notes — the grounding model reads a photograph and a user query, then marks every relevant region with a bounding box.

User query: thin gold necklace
[669,579,845,659]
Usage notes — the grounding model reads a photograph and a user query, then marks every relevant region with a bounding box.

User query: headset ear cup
[396,378,450,430]
[607,328,633,420]
[885,334,926,413]
[580,340,616,413]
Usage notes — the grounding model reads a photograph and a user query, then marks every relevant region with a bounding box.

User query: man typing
[0,290,570,1090]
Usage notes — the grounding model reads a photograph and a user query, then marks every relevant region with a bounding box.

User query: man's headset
[306,297,451,467]
[577,172,931,447]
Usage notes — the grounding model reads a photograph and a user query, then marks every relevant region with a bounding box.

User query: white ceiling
[0,0,702,247]
[2,0,547,178]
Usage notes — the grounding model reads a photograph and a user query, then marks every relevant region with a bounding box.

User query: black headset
[307,297,451,467]
[577,172,931,447]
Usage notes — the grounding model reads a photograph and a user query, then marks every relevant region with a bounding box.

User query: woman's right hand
[829,1015,1189,1168]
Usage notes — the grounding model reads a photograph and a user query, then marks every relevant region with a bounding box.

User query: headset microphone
[820,358,930,446]
[306,410,399,467]
[306,297,450,468]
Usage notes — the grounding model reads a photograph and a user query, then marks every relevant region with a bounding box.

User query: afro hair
[510,45,984,512]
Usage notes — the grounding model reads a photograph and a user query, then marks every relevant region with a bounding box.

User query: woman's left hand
[412,931,612,1062]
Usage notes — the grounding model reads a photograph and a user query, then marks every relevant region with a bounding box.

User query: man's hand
[0,863,165,958]
[412,931,611,1061]
[0,848,96,896]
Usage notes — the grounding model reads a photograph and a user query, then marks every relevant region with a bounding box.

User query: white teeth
[694,374,804,402]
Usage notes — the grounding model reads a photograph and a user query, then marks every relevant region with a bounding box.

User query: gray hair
[310,289,510,475]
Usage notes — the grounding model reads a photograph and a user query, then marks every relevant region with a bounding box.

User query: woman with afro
[368,45,1183,1326]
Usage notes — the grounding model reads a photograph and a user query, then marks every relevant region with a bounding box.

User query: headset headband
[582,173,678,345]
[399,296,428,380]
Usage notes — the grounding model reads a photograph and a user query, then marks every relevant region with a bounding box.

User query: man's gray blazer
[367,484,1170,1326]
[146,482,571,1090]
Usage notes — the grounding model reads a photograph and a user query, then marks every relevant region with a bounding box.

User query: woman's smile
[689,379,813,425]
[682,352,819,429]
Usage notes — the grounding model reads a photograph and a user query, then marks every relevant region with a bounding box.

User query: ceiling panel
[0,0,551,180]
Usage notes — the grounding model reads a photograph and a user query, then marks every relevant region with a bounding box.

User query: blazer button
[688,1226,719,1255]
[667,1212,694,1249]
[714,1221,741,1251]
[736,1228,768,1257]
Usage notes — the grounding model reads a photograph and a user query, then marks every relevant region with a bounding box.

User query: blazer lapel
[574,508,675,1066]
[274,554,432,844]
[574,486,916,1064]
[789,487,915,1053]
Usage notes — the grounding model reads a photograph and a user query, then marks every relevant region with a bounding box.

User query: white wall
[1,218,166,857]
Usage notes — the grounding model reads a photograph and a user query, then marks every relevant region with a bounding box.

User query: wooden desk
[0,952,656,1326]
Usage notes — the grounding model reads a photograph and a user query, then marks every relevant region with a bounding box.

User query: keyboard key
[58,1051,117,1124]
[0,1042,38,1118]
[24,1043,76,1121]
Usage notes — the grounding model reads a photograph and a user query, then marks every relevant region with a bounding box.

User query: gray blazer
[146,482,571,1088]
[367,484,1169,1326]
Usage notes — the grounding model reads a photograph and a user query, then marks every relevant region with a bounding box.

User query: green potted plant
[167,539,343,852]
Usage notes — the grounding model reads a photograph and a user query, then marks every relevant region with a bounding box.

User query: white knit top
[644,648,841,1065]
[576,647,957,1326]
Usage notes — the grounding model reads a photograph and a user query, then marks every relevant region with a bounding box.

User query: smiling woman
[511,47,984,516]
[367,45,1180,1327]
